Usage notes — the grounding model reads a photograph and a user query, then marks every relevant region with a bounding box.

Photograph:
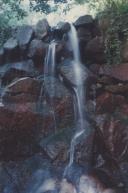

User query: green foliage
[29,0,71,14]
[99,0,128,65]
[0,0,27,47]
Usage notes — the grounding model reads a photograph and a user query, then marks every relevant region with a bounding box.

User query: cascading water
[0,76,4,107]
[41,41,57,132]
[64,24,88,176]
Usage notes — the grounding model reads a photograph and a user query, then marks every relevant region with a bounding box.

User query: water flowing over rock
[0,14,127,192]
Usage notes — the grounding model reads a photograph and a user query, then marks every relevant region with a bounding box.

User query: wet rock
[96,92,125,113]
[3,77,41,103]
[40,127,73,162]
[0,48,4,65]
[44,76,74,128]
[35,19,50,40]
[99,63,128,82]
[85,36,106,64]
[3,38,19,63]
[16,25,34,49]
[59,60,88,87]
[28,39,48,68]
[1,60,35,85]
[6,77,41,95]
[0,99,60,160]
[74,15,93,28]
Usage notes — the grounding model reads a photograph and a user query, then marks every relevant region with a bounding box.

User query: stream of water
[64,24,88,176]
[40,41,57,132]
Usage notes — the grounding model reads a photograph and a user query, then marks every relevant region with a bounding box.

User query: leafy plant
[0,0,27,47]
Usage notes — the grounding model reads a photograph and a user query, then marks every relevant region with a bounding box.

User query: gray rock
[74,15,93,28]
[16,25,34,48]
[35,19,50,40]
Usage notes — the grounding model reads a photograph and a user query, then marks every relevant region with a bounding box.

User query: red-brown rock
[99,63,128,82]
[96,92,125,113]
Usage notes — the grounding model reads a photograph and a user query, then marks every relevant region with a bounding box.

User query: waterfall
[0,76,4,107]
[64,24,88,176]
[40,41,57,132]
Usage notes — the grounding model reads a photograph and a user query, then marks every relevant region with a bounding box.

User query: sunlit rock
[35,19,50,40]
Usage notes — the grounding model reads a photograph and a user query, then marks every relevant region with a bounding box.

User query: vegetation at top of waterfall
[0,0,27,47]
[97,0,128,65]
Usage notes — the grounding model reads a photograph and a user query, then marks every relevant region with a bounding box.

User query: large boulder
[74,15,93,28]
[59,60,88,87]
[1,60,35,85]
[35,19,50,40]
[3,38,19,63]
[28,39,48,68]
[85,36,106,64]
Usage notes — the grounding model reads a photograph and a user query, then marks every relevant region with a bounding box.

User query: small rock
[4,38,18,50]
